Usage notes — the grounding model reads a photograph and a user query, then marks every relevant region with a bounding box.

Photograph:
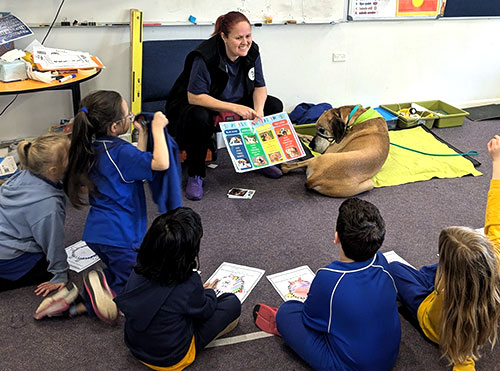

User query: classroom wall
[1,16,500,141]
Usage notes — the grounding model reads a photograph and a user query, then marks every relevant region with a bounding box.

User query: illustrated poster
[0,14,33,46]
[65,240,101,273]
[349,0,397,19]
[267,265,315,302]
[205,262,265,303]
[220,112,305,173]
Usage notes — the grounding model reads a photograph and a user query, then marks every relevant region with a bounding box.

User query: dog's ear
[329,108,347,143]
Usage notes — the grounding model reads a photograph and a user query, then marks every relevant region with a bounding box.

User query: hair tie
[80,107,89,114]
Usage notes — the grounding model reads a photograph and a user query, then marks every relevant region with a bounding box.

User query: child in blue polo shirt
[254,198,401,370]
[64,90,170,323]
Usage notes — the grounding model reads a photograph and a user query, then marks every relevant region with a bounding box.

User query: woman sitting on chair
[165,11,283,201]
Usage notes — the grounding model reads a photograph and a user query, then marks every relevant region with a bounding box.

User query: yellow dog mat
[372,126,482,187]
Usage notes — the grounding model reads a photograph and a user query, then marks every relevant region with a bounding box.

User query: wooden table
[0,69,101,115]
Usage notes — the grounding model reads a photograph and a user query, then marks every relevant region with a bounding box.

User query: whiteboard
[5,0,346,25]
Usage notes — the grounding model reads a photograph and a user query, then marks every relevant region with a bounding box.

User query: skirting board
[458,98,500,109]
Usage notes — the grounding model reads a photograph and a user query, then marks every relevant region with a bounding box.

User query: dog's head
[310,106,361,153]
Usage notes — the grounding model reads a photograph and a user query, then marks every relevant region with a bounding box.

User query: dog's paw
[281,163,292,173]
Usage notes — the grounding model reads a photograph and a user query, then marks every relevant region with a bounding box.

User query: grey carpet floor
[1,118,500,370]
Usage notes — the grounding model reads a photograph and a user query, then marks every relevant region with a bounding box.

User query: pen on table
[58,74,77,83]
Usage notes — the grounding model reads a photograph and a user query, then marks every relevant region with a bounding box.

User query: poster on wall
[0,14,33,46]
[348,0,441,19]
[348,0,397,19]
[396,0,439,16]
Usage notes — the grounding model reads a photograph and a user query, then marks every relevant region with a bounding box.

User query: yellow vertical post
[130,9,143,115]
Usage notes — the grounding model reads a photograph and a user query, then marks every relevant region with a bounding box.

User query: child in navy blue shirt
[115,207,241,370]
[64,90,170,323]
[254,198,401,370]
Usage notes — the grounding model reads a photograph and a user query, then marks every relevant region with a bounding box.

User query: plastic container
[413,100,469,128]
[293,123,316,136]
[374,107,398,130]
[380,102,437,129]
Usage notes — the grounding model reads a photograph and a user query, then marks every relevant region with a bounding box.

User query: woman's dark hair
[336,197,385,261]
[212,11,250,36]
[63,90,124,207]
[134,207,203,286]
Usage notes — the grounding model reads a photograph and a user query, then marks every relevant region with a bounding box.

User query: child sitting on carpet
[253,197,401,370]
[0,134,75,299]
[388,135,500,371]
[114,207,241,370]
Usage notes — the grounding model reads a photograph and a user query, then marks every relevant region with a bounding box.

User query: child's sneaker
[253,304,281,336]
[34,282,79,320]
[83,270,118,324]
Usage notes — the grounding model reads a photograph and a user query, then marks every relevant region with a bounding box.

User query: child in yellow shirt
[388,135,500,370]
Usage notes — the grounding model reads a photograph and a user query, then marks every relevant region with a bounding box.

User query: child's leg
[193,293,241,349]
[86,243,137,295]
[0,254,51,292]
[276,300,335,370]
[388,262,437,320]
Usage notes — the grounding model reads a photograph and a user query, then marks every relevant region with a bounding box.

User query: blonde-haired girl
[389,135,500,370]
[0,134,74,302]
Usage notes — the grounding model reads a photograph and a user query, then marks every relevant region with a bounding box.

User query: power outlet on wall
[332,52,346,62]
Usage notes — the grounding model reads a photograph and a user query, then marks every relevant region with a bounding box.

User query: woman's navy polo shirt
[83,137,153,249]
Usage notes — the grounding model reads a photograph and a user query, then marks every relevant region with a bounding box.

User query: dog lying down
[281,105,389,198]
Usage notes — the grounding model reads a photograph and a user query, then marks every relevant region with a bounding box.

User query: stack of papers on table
[32,46,104,71]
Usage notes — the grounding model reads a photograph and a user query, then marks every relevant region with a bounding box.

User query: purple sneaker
[259,165,283,179]
[186,176,204,200]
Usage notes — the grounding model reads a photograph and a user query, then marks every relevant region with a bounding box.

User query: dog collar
[347,105,361,124]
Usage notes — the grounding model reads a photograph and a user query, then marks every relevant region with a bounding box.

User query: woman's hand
[252,109,264,123]
[232,104,257,121]
[35,281,65,297]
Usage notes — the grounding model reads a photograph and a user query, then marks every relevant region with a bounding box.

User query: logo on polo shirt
[248,67,255,81]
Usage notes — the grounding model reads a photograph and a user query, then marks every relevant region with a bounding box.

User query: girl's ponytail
[64,90,123,207]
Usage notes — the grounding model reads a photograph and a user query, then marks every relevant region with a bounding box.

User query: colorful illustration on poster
[244,135,258,144]
[260,131,274,141]
[220,112,305,173]
[269,151,283,163]
[228,136,242,146]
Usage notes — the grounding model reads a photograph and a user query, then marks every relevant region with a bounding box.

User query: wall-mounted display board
[5,0,347,26]
[348,0,442,20]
